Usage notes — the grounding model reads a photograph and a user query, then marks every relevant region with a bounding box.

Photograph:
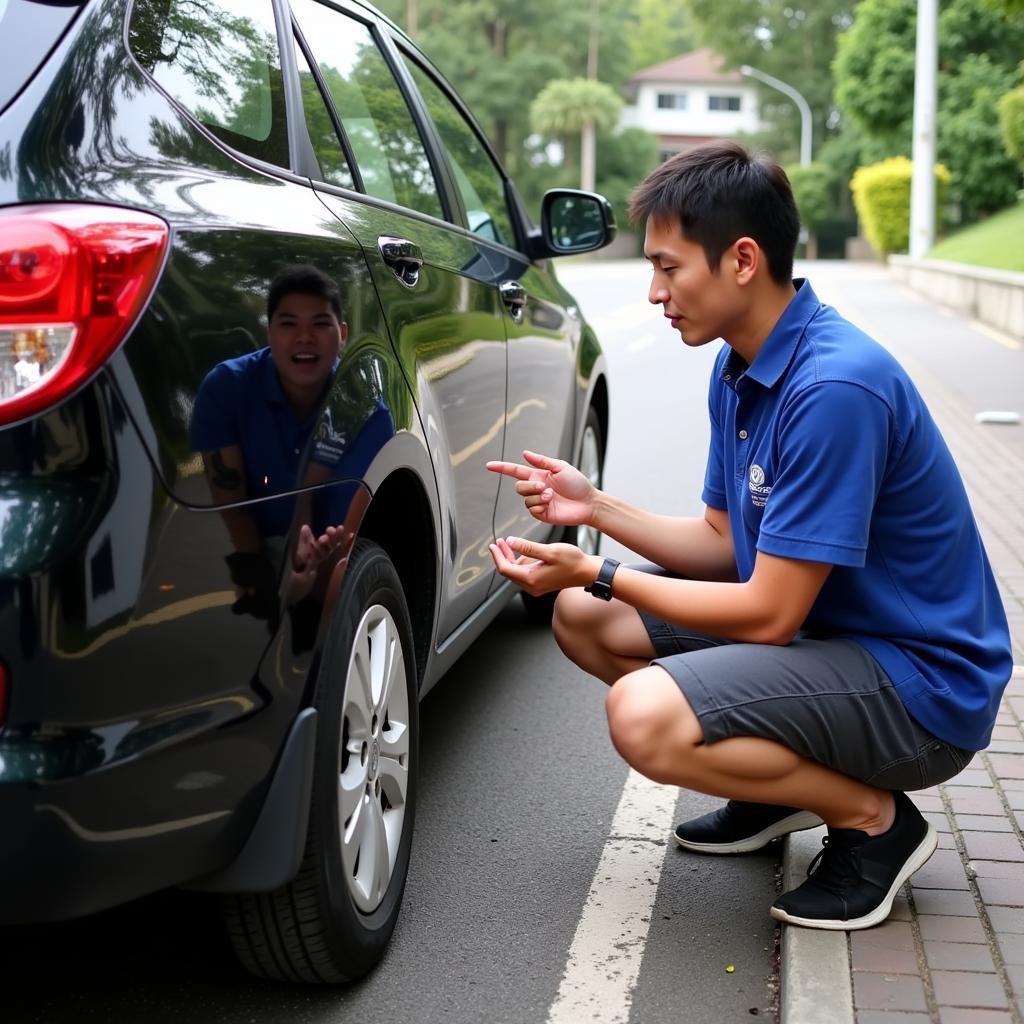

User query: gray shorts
[639,608,974,793]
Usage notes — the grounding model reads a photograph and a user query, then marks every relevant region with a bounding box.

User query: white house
[619,48,765,162]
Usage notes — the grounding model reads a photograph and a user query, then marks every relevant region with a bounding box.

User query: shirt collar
[721,278,822,389]
[261,346,289,406]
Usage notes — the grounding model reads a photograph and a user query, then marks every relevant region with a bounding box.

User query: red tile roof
[629,48,743,85]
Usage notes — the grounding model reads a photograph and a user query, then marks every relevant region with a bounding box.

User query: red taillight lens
[0,204,169,427]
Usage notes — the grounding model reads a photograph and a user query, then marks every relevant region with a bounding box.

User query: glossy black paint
[0,0,609,926]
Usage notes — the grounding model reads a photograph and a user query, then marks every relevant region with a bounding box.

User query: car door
[287,0,507,640]
[389,48,581,553]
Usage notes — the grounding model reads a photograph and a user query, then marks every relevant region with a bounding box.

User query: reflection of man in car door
[190,265,350,620]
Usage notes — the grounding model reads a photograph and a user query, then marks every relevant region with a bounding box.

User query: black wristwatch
[584,557,620,601]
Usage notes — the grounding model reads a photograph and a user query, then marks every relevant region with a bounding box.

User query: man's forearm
[590,492,737,581]
[611,570,775,644]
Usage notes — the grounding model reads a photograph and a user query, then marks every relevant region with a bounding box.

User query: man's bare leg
[552,587,655,684]
[605,666,896,835]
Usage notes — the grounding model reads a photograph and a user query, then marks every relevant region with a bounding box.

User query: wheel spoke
[367,797,392,903]
[379,718,409,762]
[378,745,409,808]
[368,611,388,708]
[376,630,404,719]
[348,625,375,720]
[338,750,368,831]
[341,789,368,880]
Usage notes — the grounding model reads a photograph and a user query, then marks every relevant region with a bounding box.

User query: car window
[293,37,356,190]
[128,0,289,170]
[289,0,443,220]
[403,57,515,249]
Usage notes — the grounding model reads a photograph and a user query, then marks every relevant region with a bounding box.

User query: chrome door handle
[500,279,526,323]
[378,235,423,288]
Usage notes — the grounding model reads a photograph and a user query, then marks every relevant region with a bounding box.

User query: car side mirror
[528,189,616,259]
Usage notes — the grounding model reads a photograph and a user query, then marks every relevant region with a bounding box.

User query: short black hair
[628,141,799,285]
[267,264,342,321]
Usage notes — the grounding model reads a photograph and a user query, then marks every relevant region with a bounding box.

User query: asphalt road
[11,256,1014,1024]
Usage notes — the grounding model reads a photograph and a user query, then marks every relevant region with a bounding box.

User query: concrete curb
[780,827,855,1024]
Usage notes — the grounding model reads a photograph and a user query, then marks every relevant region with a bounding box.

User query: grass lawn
[927,202,1024,272]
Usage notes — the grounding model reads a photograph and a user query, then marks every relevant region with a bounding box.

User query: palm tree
[530,78,623,192]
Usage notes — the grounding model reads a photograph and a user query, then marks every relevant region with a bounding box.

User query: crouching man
[487,141,1012,930]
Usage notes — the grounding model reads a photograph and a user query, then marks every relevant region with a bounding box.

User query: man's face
[644,217,744,348]
[267,292,346,392]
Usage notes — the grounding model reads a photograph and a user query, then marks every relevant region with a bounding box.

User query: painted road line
[546,769,678,1024]
[970,320,1022,351]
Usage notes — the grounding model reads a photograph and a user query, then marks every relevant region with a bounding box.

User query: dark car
[0,0,613,984]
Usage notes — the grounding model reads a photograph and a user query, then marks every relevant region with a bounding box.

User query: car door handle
[378,236,423,288]
[500,279,527,323]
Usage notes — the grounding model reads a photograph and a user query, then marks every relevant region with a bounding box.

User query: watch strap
[584,557,620,600]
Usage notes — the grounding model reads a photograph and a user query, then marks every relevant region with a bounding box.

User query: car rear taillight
[0,204,169,427]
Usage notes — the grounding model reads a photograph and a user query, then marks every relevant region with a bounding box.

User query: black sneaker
[674,801,824,854]
[770,791,937,930]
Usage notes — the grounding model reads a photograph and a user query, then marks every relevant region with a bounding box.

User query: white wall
[620,80,763,138]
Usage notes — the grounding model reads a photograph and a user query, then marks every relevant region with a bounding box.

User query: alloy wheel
[338,603,411,914]
[576,421,602,555]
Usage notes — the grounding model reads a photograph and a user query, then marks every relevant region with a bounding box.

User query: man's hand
[486,450,597,528]
[488,535,601,597]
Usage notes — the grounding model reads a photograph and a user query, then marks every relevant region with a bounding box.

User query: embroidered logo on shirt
[748,463,772,508]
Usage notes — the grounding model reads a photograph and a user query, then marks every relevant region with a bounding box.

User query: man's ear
[732,237,760,286]
[339,322,349,348]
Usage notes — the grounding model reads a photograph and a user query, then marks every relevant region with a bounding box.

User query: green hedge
[850,156,950,257]
[999,85,1024,171]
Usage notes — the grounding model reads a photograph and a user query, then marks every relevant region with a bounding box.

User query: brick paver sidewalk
[785,296,1024,1024]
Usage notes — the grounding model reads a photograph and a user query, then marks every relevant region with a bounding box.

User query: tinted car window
[404,57,515,248]
[290,0,443,220]
[0,0,85,115]
[128,0,290,169]
[293,37,356,190]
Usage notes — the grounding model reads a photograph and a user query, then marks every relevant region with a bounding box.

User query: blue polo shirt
[703,279,1012,751]
[190,348,341,537]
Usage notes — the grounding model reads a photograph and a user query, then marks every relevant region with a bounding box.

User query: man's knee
[605,668,702,782]
[552,587,597,654]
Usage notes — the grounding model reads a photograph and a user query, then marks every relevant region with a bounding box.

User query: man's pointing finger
[485,460,533,481]
[522,450,563,472]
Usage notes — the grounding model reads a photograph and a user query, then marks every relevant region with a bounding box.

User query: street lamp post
[739,64,812,167]
[909,0,938,258]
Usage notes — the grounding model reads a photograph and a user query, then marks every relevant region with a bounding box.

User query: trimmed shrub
[850,156,950,257]
[786,163,835,232]
[999,85,1024,172]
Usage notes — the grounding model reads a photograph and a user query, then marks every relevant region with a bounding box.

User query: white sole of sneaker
[673,810,825,855]
[769,822,939,931]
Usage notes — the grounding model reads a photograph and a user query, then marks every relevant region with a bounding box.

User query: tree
[375,0,633,177]
[786,163,834,258]
[683,0,856,163]
[938,55,1020,220]
[834,0,1024,222]
[626,0,695,73]
[530,78,623,191]
[983,0,1024,17]
[594,126,659,229]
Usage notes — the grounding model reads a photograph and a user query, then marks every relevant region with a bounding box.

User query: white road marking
[546,769,678,1024]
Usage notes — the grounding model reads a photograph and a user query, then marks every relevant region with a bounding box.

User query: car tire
[224,539,418,983]
[520,404,604,624]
